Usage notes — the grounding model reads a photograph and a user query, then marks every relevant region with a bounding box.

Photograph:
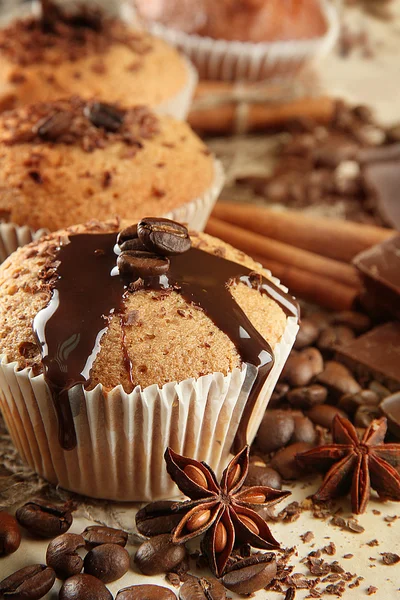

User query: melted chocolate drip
[33,233,298,451]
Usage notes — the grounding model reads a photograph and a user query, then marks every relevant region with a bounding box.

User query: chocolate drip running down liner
[0,233,298,501]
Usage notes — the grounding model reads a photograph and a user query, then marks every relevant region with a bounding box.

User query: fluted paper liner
[156,56,198,120]
[0,158,224,265]
[123,0,338,82]
[0,285,298,502]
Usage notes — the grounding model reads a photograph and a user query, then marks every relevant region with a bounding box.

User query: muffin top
[135,0,328,43]
[0,6,188,112]
[0,97,215,231]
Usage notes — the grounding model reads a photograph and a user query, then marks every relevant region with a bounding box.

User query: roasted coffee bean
[180,575,226,600]
[46,533,85,579]
[34,111,73,141]
[119,238,146,252]
[116,585,177,600]
[221,553,277,595]
[294,319,320,349]
[291,415,317,445]
[256,410,295,453]
[317,325,355,354]
[135,501,183,537]
[16,502,72,538]
[117,250,170,278]
[0,564,56,600]
[281,348,324,387]
[317,361,361,396]
[0,511,21,556]
[59,573,112,600]
[137,218,191,256]
[354,405,381,428]
[117,225,138,247]
[269,382,290,407]
[84,543,129,583]
[307,404,348,430]
[85,102,124,132]
[338,390,380,415]
[245,463,282,490]
[287,384,328,409]
[134,534,187,576]
[82,526,128,549]
[330,311,371,334]
[270,442,314,480]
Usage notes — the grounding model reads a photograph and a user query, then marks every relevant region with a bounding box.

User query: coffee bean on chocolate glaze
[85,102,124,132]
[281,348,324,387]
[137,218,191,256]
[34,111,73,141]
[270,442,314,480]
[307,404,348,430]
[59,574,113,600]
[117,224,138,247]
[117,250,170,278]
[119,238,146,252]
[16,502,72,538]
[116,584,177,600]
[179,575,226,600]
[221,553,277,595]
[287,384,328,409]
[46,533,85,579]
[256,410,295,454]
[84,543,129,583]
[0,511,21,556]
[0,564,56,600]
[81,526,128,549]
[136,501,183,537]
[134,534,187,576]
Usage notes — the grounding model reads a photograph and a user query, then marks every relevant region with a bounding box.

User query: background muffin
[0,97,224,258]
[0,219,298,500]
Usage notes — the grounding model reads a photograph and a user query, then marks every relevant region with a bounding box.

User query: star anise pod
[296,415,400,514]
[165,446,290,577]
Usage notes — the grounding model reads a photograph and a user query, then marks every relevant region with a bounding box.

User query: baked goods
[0,218,299,500]
[0,97,223,260]
[0,4,196,118]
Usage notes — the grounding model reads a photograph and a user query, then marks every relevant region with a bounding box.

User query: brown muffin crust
[0,98,215,231]
[0,220,288,392]
[0,9,188,112]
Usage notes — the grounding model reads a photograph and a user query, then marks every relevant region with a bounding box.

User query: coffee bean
[134,534,187,576]
[307,404,348,430]
[16,502,72,538]
[330,311,371,334]
[354,404,381,428]
[119,238,146,252]
[137,218,191,256]
[0,564,56,600]
[270,442,314,480]
[317,325,355,354]
[338,390,380,415]
[46,533,85,579]
[117,250,170,278]
[287,384,328,409]
[59,574,112,600]
[369,381,391,400]
[0,511,21,556]
[135,501,183,537]
[34,111,73,141]
[291,415,317,445]
[245,464,282,490]
[221,554,277,595]
[269,382,290,407]
[281,348,324,387]
[317,361,361,396]
[81,526,128,549]
[294,319,320,349]
[85,102,124,132]
[116,585,177,600]
[179,575,226,600]
[117,225,138,247]
[84,543,129,583]
[256,410,295,453]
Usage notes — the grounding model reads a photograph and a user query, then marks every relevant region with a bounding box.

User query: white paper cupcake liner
[0,284,298,502]
[122,0,339,82]
[0,158,224,265]
[155,56,198,120]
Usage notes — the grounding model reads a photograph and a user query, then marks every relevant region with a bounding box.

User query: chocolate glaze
[33,233,298,451]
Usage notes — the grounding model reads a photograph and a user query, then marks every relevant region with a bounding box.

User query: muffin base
[0,287,298,502]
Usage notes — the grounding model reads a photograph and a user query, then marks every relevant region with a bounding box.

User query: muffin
[127,0,339,81]
[0,96,224,261]
[0,3,196,118]
[0,218,299,501]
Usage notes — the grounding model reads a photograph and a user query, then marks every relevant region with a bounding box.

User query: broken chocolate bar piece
[363,155,400,229]
[380,392,400,439]
[353,235,400,320]
[336,322,400,392]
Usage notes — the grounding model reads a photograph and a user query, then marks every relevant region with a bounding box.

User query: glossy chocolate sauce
[33,233,298,451]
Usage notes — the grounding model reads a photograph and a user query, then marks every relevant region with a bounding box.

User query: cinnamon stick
[188,96,336,135]
[253,256,358,311]
[206,217,362,289]
[212,203,395,263]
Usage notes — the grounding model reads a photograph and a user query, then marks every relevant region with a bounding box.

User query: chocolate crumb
[343,554,353,559]
[165,572,180,588]
[102,171,112,188]
[301,531,314,543]
[28,170,43,184]
[367,586,378,595]
[380,552,400,565]
[367,540,379,547]
[285,588,296,600]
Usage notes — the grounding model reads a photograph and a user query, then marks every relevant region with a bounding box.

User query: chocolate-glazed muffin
[0,4,196,117]
[0,218,299,501]
[0,97,223,261]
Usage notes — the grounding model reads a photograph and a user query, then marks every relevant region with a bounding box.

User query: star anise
[296,415,400,514]
[165,446,290,577]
